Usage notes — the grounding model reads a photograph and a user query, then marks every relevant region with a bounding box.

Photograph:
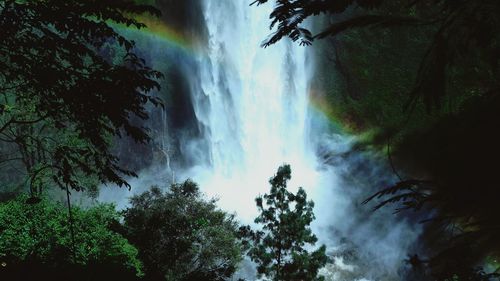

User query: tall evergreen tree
[253,2,500,278]
[244,165,327,281]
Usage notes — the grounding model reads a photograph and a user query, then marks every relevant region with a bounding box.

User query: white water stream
[101,1,422,279]
[181,1,421,280]
[186,0,319,222]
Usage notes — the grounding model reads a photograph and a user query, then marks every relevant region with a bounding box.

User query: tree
[243,165,327,281]
[0,0,162,197]
[122,180,243,281]
[0,195,143,280]
[252,0,500,111]
[254,1,500,278]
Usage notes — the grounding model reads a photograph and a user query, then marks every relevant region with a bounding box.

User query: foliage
[255,1,500,278]
[362,95,500,280]
[0,195,142,280]
[253,0,500,111]
[122,180,243,281]
[312,19,436,134]
[241,165,327,281]
[0,0,163,196]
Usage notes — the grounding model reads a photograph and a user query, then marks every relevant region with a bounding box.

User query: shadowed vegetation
[255,0,500,279]
[0,0,163,198]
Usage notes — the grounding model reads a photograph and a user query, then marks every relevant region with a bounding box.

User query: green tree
[244,165,327,281]
[0,0,162,197]
[0,195,142,280]
[122,180,243,281]
[254,1,500,278]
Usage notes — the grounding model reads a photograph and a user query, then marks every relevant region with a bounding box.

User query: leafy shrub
[0,195,142,280]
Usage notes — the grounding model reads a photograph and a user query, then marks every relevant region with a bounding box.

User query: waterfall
[101,1,423,279]
[178,1,421,280]
[183,0,319,222]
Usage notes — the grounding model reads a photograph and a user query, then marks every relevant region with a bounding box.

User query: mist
[99,1,423,280]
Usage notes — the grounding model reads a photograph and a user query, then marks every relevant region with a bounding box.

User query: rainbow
[308,88,353,133]
[309,88,388,145]
[112,15,201,55]
[116,15,356,134]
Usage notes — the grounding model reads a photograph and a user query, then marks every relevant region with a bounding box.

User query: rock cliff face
[155,0,207,39]
[113,0,209,173]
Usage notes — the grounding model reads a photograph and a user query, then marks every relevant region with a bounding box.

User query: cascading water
[184,0,319,222]
[180,1,421,280]
[102,1,423,280]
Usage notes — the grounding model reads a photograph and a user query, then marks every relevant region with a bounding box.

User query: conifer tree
[245,164,327,281]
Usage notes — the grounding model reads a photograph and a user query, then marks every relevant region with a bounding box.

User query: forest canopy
[1,0,500,280]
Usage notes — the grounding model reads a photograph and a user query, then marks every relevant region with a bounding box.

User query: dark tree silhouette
[252,0,500,111]
[0,0,162,196]
[241,165,327,281]
[254,0,500,278]
[363,95,500,280]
